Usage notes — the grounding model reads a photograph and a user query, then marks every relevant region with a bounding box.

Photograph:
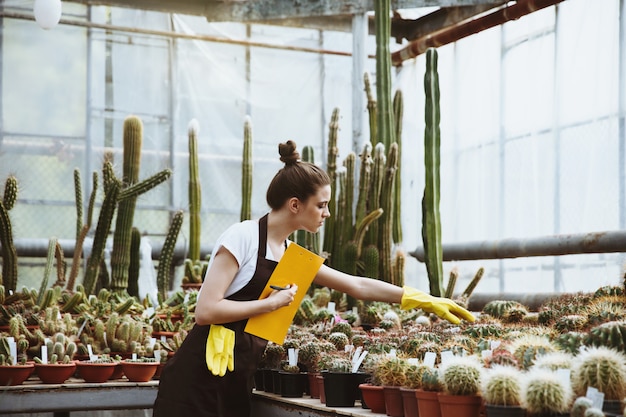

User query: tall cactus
[364,72,377,149]
[188,119,202,260]
[240,116,253,222]
[110,116,143,295]
[365,143,386,247]
[296,145,321,254]
[322,108,340,265]
[374,0,395,151]
[110,115,173,295]
[421,47,444,297]
[378,143,398,282]
[355,143,373,226]
[392,90,403,245]
[0,176,18,292]
[67,170,97,291]
[157,210,184,304]
[83,163,120,296]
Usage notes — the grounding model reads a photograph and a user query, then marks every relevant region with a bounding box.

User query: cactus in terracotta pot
[523,369,573,416]
[441,356,483,396]
[571,346,626,401]
[482,365,523,406]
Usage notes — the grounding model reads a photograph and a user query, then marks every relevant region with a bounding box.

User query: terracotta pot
[153,362,166,380]
[120,361,159,382]
[0,363,35,386]
[307,372,320,398]
[400,387,419,417]
[359,383,386,414]
[383,385,405,417]
[316,374,325,403]
[438,393,483,417]
[415,389,442,417]
[75,361,117,383]
[110,362,124,380]
[34,362,77,384]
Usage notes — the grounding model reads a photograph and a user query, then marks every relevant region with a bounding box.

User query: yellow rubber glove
[400,286,475,325]
[205,324,235,376]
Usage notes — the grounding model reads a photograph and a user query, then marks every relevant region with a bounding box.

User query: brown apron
[153,214,276,417]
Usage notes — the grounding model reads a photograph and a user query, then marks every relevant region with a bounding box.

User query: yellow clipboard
[244,243,324,344]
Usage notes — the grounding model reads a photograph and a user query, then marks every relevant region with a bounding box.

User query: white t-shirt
[204,219,287,298]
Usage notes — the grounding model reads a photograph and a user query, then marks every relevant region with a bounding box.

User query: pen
[270,284,290,291]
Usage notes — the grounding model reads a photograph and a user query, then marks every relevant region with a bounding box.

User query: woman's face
[298,184,331,233]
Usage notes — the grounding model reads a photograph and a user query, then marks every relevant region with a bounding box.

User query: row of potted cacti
[251,283,626,417]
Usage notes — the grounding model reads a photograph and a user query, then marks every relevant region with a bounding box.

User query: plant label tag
[490,340,501,350]
[481,350,492,360]
[556,369,570,388]
[41,345,48,364]
[328,302,336,313]
[424,351,436,368]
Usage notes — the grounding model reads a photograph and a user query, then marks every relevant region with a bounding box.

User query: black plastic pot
[279,371,304,398]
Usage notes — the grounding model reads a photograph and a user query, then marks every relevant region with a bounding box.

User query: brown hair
[266,140,331,210]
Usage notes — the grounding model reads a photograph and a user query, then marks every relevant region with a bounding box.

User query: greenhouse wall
[0,0,623,296]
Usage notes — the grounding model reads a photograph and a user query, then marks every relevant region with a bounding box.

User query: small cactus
[571,346,626,401]
[440,356,483,396]
[523,369,573,416]
[482,365,523,406]
[571,396,594,417]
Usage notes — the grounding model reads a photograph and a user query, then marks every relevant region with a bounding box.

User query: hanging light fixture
[33,0,62,30]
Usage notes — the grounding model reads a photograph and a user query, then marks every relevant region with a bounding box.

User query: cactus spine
[0,175,18,291]
[240,116,252,222]
[157,210,184,303]
[422,47,444,297]
[188,119,202,260]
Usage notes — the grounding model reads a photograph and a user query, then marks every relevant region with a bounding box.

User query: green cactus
[83,170,120,296]
[421,47,444,297]
[127,227,141,298]
[364,72,377,149]
[240,115,252,222]
[67,170,98,292]
[571,346,626,401]
[374,0,395,151]
[482,366,523,406]
[0,175,18,292]
[365,143,385,247]
[185,119,202,260]
[523,369,572,416]
[441,356,482,396]
[373,356,408,387]
[110,115,143,295]
[355,142,373,226]
[584,320,626,351]
[157,210,184,303]
[378,143,397,282]
[322,107,340,265]
[392,89,403,245]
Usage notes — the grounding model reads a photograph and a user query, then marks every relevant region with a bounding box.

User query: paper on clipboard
[244,242,324,344]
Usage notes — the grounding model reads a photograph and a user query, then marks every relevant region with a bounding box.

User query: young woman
[152,140,474,417]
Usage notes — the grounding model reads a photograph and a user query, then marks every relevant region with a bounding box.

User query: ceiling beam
[69,0,506,22]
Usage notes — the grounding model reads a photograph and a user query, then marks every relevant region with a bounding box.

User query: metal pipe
[6,238,213,267]
[467,292,559,312]
[410,230,626,262]
[391,0,565,66]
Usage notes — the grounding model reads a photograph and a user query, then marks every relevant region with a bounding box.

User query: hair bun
[278,140,300,165]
